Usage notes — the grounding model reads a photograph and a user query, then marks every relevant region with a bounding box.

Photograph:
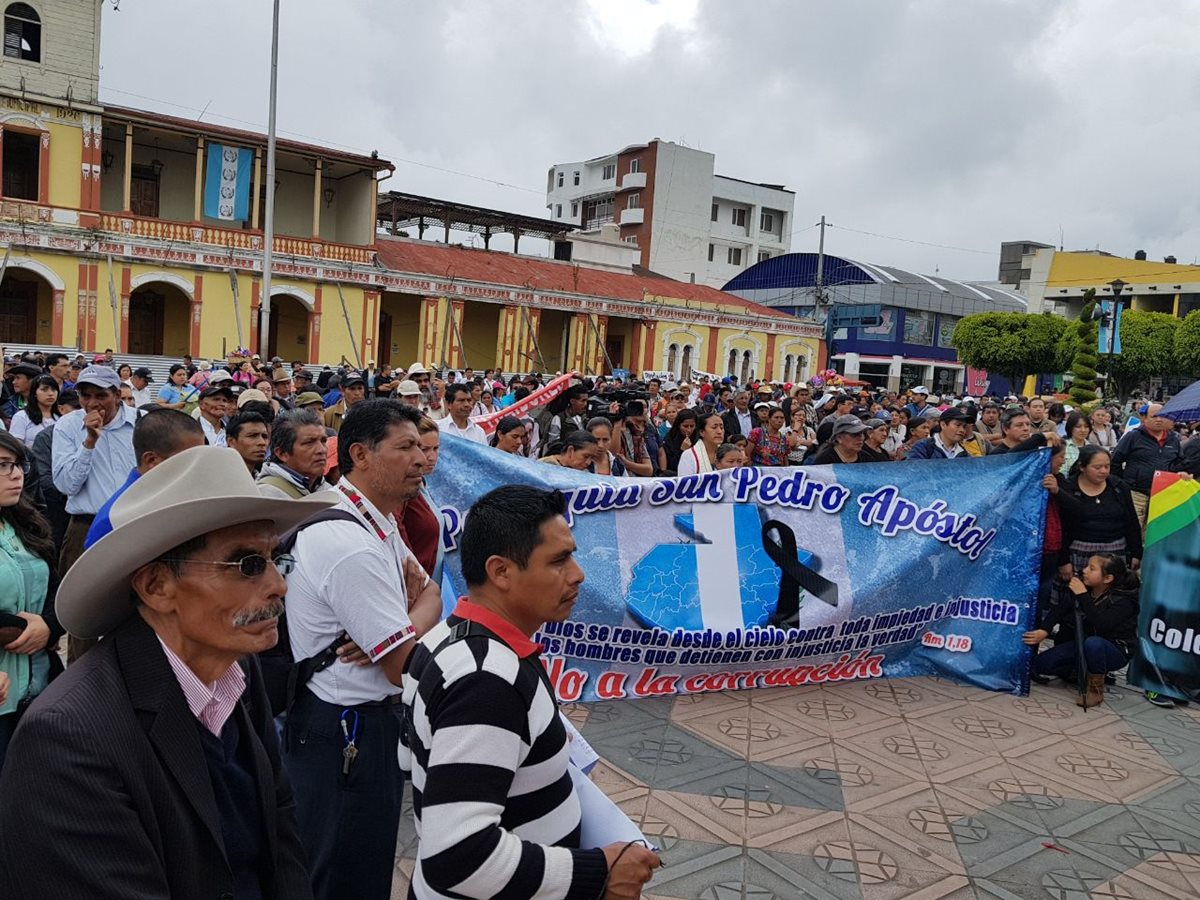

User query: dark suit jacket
[0,615,313,900]
[722,409,745,438]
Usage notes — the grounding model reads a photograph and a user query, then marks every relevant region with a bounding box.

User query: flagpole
[258,0,280,360]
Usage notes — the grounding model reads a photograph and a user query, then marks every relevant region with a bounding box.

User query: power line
[827,224,998,256]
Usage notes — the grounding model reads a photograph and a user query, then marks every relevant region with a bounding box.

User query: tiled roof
[103,105,393,172]
[374,238,792,320]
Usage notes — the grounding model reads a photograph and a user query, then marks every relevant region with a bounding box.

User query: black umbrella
[1074,602,1090,710]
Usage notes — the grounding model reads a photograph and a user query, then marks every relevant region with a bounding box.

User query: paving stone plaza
[395,674,1200,898]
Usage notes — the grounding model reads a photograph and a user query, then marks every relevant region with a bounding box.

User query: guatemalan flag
[204,144,252,221]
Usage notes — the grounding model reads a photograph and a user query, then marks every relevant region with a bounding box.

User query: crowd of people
[0,344,1196,898]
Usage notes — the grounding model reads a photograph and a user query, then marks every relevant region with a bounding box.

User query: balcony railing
[96,213,374,265]
[619,172,647,191]
[619,207,645,225]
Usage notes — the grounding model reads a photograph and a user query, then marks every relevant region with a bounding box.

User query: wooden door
[130,168,161,218]
[378,309,392,366]
[604,336,623,374]
[267,305,281,360]
[0,278,36,343]
[127,291,165,355]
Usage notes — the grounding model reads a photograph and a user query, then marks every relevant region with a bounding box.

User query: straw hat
[57,446,337,639]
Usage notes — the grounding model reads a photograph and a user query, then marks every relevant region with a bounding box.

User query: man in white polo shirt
[281,398,444,900]
[437,382,487,444]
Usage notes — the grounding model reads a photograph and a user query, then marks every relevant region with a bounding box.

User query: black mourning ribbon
[762,519,839,628]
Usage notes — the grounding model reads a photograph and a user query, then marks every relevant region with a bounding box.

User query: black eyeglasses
[159,552,296,578]
[0,460,30,478]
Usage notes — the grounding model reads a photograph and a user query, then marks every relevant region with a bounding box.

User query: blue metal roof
[722,252,1026,317]
[722,253,874,292]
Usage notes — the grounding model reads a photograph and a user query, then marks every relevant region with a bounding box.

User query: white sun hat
[57,446,338,639]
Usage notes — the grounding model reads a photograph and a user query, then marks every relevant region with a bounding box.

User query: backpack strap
[262,507,373,716]
[257,474,307,499]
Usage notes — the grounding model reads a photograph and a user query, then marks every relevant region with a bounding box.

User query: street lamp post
[258,0,280,361]
[1103,278,1126,399]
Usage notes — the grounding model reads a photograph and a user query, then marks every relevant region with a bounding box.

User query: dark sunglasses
[159,552,296,578]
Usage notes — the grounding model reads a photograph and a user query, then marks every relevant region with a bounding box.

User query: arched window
[680,345,693,382]
[783,354,795,383]
[727,349,738,377]
[796,355,807,381]
[739,350,751,385]
[4,4,40,63]
[667,343,679,378]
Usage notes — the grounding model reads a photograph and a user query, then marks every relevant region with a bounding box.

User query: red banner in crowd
[471,372,578,435]
[966,368,990,397]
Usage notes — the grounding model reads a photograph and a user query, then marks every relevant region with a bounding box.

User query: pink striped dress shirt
[157,638,247,736]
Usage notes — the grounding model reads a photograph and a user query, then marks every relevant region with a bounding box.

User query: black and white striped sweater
[399,609,608,900]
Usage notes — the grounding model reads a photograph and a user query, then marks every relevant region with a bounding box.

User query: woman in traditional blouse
[747,407,790,467]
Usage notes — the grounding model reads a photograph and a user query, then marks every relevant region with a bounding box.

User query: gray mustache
[233,600,284,628]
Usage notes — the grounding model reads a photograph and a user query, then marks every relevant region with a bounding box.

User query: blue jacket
[84,468,140,548]
[1111,427,1181,494]
[905,437,961,460]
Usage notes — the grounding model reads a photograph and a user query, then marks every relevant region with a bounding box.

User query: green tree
[951,311,1067,390]
[1175,310,1200,379]
[1068,290,1099,405]
[1055,318,1082,375]
[1101,310,1178,399]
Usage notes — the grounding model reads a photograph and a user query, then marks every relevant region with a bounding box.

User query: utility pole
[258,0,280,360]
[815,215,827,304]
[814,215,836,369]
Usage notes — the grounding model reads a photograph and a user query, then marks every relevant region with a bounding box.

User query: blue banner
[427,442,1049,702]
[204,143,252,222]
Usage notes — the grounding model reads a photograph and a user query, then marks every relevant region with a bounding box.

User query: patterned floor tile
[642,789,748,846]
[966,837,1126,892]
[1005,735,1178,805]
[743,806,851,854]
[636,839,747,899]
[842,814,967,899]
[643,750,751,796]
[746,759,846,811]
[828,759,941,816]
[1069,834,1200,897]
[393,674,1200,897]
[756,684,914,740]
[904,703,1064,760]
[847,811,966,874]
[745,846,865,899]
[1126,797,1200,843]
[823,718,930,783]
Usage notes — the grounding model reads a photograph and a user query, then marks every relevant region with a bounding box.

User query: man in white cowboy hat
[0,446,335,899]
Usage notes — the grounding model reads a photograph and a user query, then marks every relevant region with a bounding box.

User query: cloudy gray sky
[99,0,1200,282]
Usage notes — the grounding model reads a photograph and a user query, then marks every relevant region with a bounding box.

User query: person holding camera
[614,399,655,476]
[540,384,589,456]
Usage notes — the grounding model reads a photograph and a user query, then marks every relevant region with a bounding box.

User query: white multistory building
[546,139,794,288]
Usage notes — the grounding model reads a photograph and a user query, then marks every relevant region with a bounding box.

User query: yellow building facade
[1024,247,1200,320]
[371,238,824,380]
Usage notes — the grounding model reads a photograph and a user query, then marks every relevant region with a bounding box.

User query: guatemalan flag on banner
[204,144,252,221]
